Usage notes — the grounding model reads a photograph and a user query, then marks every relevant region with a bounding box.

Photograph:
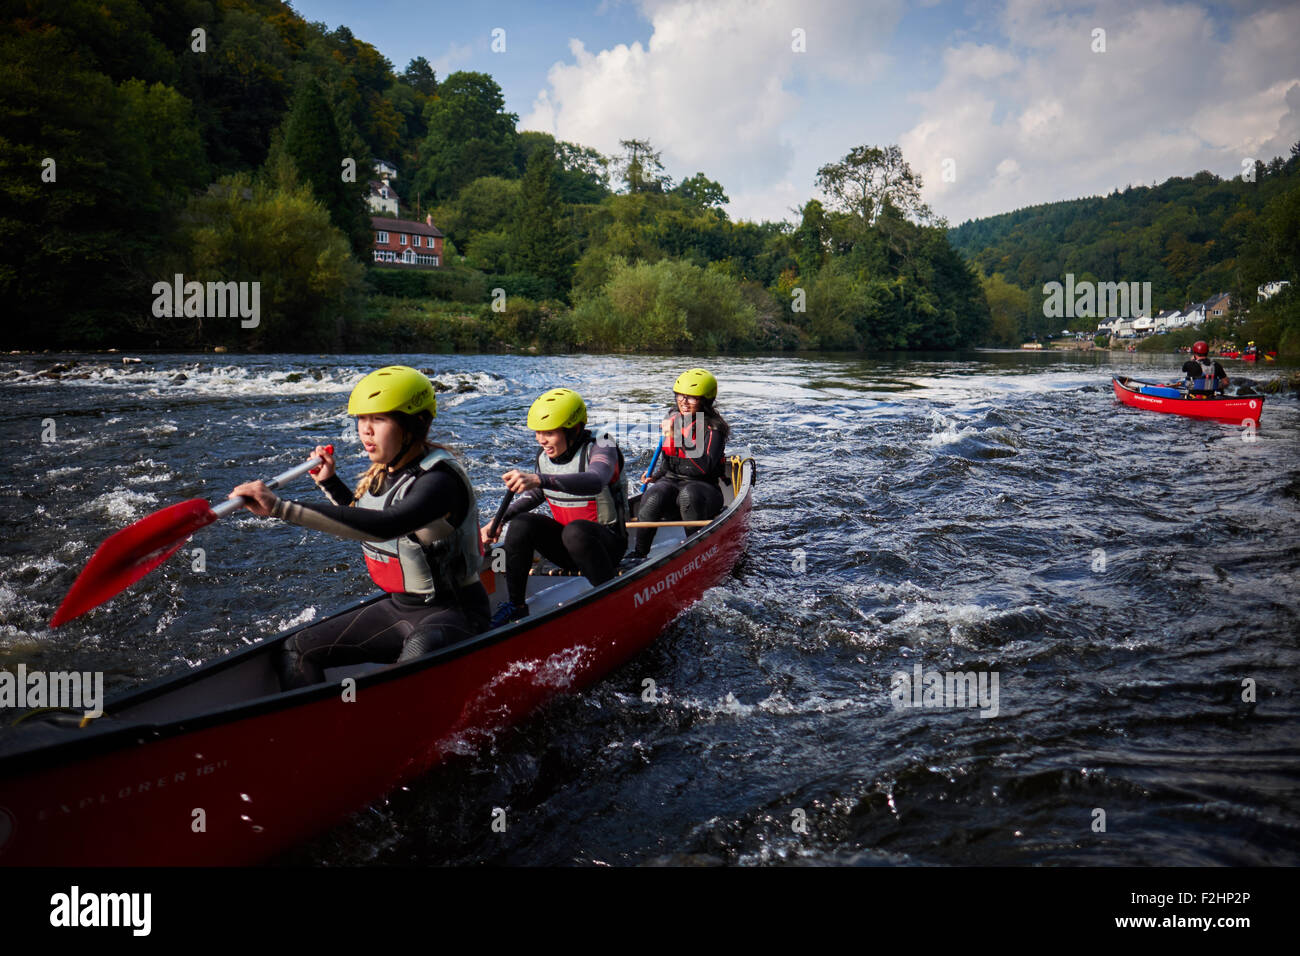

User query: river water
[1,350,1297,866]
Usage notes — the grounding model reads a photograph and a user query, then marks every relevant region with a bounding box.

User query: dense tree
[265,78,371,256]
[511,149,572,293]
[816,144,933,227]
[674,173,729,210]
[158,171,363,349]
[414,71,517,201]
[615,139,671,194]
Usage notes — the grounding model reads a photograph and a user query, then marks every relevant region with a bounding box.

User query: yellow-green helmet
[527,388,586,430]
[348,366,437,417]
[673,367,717,399]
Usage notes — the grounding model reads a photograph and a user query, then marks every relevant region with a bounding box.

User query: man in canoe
[1182,341,1230,396]
[481,388,628,627]
[230,366,490,688]
[627,368,730,562]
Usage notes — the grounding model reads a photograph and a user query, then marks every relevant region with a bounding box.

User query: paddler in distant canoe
[1182,340,1230,396]
[627,368,730,561]
[481,388,628,627]
[229,366,490,688]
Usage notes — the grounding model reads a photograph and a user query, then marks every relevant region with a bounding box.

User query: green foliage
[674,173,729,210]
[572,258,756,351]
[511,149,572,293]
[950,157,1300,329]
[0,18,208,347]
[414,71,517,202]
[430,176,520,252]
[266,79,371,256]
[366,266,487,301]
[158,172,364,350]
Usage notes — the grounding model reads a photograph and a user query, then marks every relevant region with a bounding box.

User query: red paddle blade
[50,498,219,627]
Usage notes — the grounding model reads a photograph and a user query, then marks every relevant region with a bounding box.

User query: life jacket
[357,448,482,597]
[661,412,725,482]
[1189,358,1223,392]
[536,432,628,529]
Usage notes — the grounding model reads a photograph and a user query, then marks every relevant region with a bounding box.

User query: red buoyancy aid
[661,412,724,481]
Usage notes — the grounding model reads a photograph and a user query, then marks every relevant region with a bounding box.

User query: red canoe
[0,458,756,866]
[1112,376,1263,426]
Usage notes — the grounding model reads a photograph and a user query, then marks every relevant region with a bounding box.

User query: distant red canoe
[1112,376,1263,426]
[0,458,756,866]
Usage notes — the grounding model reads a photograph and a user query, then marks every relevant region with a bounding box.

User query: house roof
[368,180,400,198]
[371,216,443,238]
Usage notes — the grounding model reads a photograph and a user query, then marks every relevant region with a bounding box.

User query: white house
[1258,280,1291,300]
[1114,318,1137,338]
[367,179,398,216]
[1180,302,1207,327]
[374,159,397,182]
[1152,309,1180,331]
[1132,314,1154,334]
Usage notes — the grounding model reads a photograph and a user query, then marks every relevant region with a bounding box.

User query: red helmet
[1192,341,1209,357]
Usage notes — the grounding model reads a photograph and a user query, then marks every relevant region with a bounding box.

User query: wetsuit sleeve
[1215,362,1227,378]
[537,443,619,496]
[271,468,467,541]
[316,474,354,507]
[1181,360,1199,377]
[502,488,545,520]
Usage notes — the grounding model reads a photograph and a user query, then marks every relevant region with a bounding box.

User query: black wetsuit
[272,463,490,689]
[498,435,626,604]
[631,413,727,557]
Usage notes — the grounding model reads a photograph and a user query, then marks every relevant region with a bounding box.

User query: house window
[403,249,414,263]
[413,235,421,248]
[373,251,384,262]
[376,231,388,244]
[400,234,407,245]
[432,256,440,267]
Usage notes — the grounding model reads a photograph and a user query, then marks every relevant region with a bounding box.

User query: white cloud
[431,41,475,80]
[902,0,1300,223]
[523,0,902,221]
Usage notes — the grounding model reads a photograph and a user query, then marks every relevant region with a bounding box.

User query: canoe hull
[0,464,753,866]
[1112,377,1263,427]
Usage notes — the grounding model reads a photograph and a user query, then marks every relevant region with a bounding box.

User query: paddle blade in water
[50,498,219,627]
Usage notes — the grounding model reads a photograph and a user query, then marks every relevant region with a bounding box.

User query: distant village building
[1205,292,1231,319]
[371,215,443,266]
[1258,280,1290,300]
[367,179,398,216]
[1152,309,1180,331]
[1181,301,1207,327]
[374,159,397,182]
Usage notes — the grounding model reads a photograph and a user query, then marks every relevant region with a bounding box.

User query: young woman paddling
[628,368,729,560]
[230,366,489,689]
[481,388,628,627]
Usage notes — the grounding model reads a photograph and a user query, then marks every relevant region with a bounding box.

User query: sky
[289,0,1300,226]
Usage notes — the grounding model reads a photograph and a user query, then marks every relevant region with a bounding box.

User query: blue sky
[289,0,1300,225]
